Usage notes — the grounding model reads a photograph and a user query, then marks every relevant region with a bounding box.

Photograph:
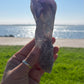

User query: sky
[0,0,84,25]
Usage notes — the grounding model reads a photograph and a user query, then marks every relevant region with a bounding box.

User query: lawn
[0,46,84,84]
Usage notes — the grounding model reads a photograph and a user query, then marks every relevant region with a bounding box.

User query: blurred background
[0,0,84,39]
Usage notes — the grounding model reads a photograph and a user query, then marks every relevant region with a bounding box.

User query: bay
[0,25,84,39]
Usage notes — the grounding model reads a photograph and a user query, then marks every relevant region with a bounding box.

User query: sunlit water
[0,25,84,39]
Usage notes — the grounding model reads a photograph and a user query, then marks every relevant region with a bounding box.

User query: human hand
[1,37,59,84]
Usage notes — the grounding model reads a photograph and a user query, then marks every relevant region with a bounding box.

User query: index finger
[15,39,35,57]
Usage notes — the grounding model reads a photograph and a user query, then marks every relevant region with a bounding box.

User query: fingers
[53,46,59,61]
[15,39,35,57]
[24,46,40,67]
[21,38,56,68]
[10,47,40,76]
[13,39,35,62]
[10,38,58,77]
[52,37,56,44]
[53,46,59,55]
[15,37,55,56]
[6,38,57,77]
[13,46,58,73]
[28,46,59,82]
[11,38,56,70]
[24,37,56,67]
[54,54,58,61]
[15,37,55,57]
[13,37,56,62]
[9,63,31,78]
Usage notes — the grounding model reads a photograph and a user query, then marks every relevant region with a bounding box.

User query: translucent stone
[31,0,56,73]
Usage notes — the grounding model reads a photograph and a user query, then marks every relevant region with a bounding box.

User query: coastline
[0,37,84,48]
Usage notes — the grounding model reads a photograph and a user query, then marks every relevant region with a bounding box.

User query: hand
[1,37,59,84]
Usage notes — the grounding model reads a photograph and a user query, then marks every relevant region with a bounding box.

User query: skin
[1,37,59,84]
[31,0,57,72]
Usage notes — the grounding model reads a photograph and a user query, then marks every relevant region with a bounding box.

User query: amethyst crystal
[31,0,57,73]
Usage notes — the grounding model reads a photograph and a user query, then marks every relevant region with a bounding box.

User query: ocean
[0,25,84,39]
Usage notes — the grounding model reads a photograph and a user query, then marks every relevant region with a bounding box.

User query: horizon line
[0,24,84,26]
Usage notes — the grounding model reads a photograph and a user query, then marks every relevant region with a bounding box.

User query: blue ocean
[0,25,84,39]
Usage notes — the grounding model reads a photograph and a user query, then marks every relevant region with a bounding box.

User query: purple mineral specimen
[31,0,57,73]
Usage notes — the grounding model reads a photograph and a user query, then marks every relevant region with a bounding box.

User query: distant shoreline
[0,35,14,37]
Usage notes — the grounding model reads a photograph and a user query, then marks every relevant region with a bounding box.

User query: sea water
[0,25,84,39]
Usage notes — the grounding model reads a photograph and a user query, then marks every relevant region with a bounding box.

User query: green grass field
[0,46,84,84]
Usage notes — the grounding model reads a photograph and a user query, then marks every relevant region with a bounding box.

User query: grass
[0,46,84,84]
